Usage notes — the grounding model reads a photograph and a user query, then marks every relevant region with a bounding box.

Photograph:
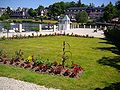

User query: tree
[75,11,88,23]
[37,5,44,10]
[0,12,10,21]
[89,3,95,7]
[115,1,120,17]
[115,0,120,10]
[103,2,117,22]
[101,4,105,7]
[3,23,11,38]
[6,6,11,15]
[36,5,44,15]
[47,1,80,18]
[0,6,10,21]
[28,8,37,18]
[47,2,66,18]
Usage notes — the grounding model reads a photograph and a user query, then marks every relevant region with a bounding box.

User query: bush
[35,57,44,65]
[104,27,120,51]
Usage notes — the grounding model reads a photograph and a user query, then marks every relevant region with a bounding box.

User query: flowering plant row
[0,49,84,78]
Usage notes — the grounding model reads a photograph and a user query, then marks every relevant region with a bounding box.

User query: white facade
[59,15,71,31]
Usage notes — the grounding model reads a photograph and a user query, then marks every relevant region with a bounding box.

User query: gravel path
[0,77,60,90]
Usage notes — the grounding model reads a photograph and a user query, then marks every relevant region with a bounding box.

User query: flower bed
[0,52,84,78]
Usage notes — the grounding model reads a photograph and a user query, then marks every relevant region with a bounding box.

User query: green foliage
[62,41,72,66]
[6,6,12,15]
[36,5,44,15]
[103,2,118,22]
[47,1,87,18]
[47,2,66,18]
[0,49,3,56]
[101,3,105,7]
[0,6,11,21]
[75,11,88,23]
[28,8,37,18]
[2,22,11,38]
[115,1,120,17]
[45,59,52,66]
[31,27,39,32]
[3,23,11,30]
[0,12,10,21]
[0,37,120,90]
[35,56,44,65]
[15,49,23,59]
[105,28,120,51]
[1,36,6,40]
[115,1,120,10]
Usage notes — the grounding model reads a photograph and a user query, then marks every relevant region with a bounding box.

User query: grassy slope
[0,36,120,90]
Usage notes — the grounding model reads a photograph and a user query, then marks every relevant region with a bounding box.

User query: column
[19,24,22,33]
[95,26,97,29]
[39,24,42,32]
[104,26,107,30]
[53,25,56,32]
[78,24,79,28]
[84,25,86,28]
[90,25,91,29]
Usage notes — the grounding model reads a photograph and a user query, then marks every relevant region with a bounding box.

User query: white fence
[0,23,106,38]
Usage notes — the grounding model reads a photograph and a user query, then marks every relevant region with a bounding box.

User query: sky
[0,0,118,9]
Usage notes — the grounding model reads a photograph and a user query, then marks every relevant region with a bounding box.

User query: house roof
[62,15,70,21]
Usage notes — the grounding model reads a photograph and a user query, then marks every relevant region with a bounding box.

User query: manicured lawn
[0,36,120,90]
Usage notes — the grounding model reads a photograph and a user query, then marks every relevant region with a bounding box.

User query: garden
[0,36,120,90]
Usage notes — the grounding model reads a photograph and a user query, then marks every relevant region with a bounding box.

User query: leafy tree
[103,2,117,22]
[68,1,77,7]
[36,5,44,15]
[47,1,82,18]
[6,6,12,15]
[115,1,120,17]
[89,3,95,7]
[0,6,11,21]
[115,0,120,10]
[37,5,44,10]
[0,12,10,21]
[101,4,105,7]
[28,8,37,18]
[75,11,88,23]
[47,2,66,18]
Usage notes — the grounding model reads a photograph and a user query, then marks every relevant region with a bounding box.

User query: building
[10,7,29,18]
[65,7,104,21]
[0,7,6,17]
[38,9,48,16]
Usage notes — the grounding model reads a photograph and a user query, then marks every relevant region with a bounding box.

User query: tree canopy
[28,8,37,18]
[103,2,117,22]
[75,11,88,23]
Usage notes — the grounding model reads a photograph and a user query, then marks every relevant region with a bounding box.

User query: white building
[59,15,71,31]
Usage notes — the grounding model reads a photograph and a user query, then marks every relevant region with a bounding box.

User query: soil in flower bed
[0,56,84,78]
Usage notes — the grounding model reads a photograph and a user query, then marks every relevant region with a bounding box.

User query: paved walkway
[0,77,59,90]
[0,28,105,38]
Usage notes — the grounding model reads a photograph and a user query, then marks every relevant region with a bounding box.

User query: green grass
[6,19,58,24]
[0,36,120,90]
